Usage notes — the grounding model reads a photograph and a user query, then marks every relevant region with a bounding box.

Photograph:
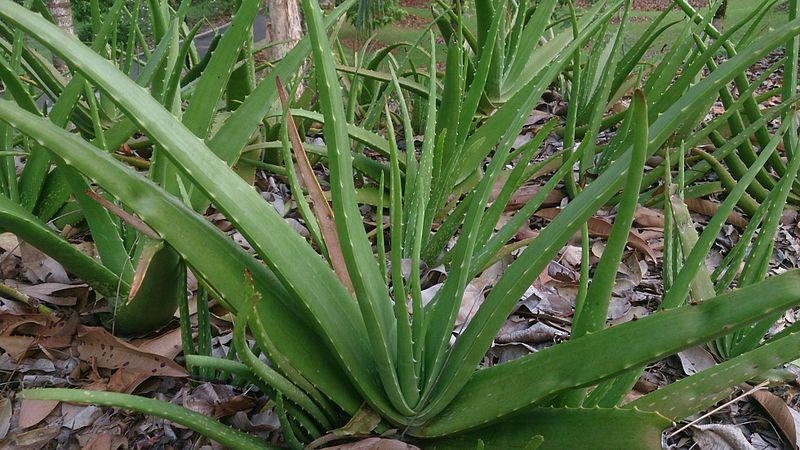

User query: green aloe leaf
[301,0,411,417]
[20,389,272,450]
[233,280,332,430]
[572,89,647,339]
[629,330,800,421]
[181,0,259,139]
[0,193,124,299]
[204,0,356,169]
[416,270,800,436]
[427,407,670,449]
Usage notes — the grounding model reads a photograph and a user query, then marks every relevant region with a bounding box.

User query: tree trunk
[46,0,74,73]
[47,0,74,34]
[712,0,728,33]
[265,0,303,62]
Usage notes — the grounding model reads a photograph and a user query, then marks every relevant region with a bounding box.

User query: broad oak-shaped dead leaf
[685,198,748,229]
[107,328,185,393]
[18,399,59,429]
[0,336,34,359]
[535,207,658,261]
[76,326,187,377]
[19,243,69,284]
[634,206,665,228]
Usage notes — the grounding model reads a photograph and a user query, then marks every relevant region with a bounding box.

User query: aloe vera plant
[0,0,353,335]
[424,0,609,108]
[3,0,800,447]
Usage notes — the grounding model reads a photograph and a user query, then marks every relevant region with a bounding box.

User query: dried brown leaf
[61,404,101,430]
[76,326,187,377]
[335,404,382,437]
[634,206,665,228]
[107,328,185,393]
[10,281,88,307]
[277,77,354,293]
[36,313,79,349]
[0,397,9,440]
[85,189,159,240]
[690,423,755,450]
[535,208,657,261]
[0,314,50,336]
[19,243,69,284]
[0,233,21,257]
[492,184,564,210]
[18,400,59,429]
[0,424,60,449]
[456,259,509,327]
[495,321,567,344]
[127,240,161,301]
[0,336,34,358]
[82,433,126,450]
[751,389,798,449]
[685,198,748,229]
[677,346,716,376]
[213,395,255,419]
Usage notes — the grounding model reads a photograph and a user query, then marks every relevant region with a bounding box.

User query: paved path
[193,11,268,57]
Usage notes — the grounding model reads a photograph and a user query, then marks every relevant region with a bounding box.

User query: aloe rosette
[2,0,800,447]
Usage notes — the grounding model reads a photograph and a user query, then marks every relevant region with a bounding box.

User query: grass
[620,1,790,57]
[337,6,447,67]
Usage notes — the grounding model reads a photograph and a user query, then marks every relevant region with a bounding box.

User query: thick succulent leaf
[335,65,430,97]
[0,53,130,281]
[500,0,615,101]
[0,193,124,299]
[119,242,183,335]
[181,0,259,139]
[629,330,800,421]
[426,407,670,449]
[501,0,557,89]
[264,108,395,162]
[733,143,800,355]
[301,0,410,418]
[0,26,69,108]
[233,288,333,430]
[674,0,775,150]
[414,270,800,436]
[16,0,126,211]
[456,1,621,184]
[610,8,675,100]
[572,89,647,338]
[384,104,418,407]
[663,120,788,310]
[20,389,272,450]
[422,50,568,400]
